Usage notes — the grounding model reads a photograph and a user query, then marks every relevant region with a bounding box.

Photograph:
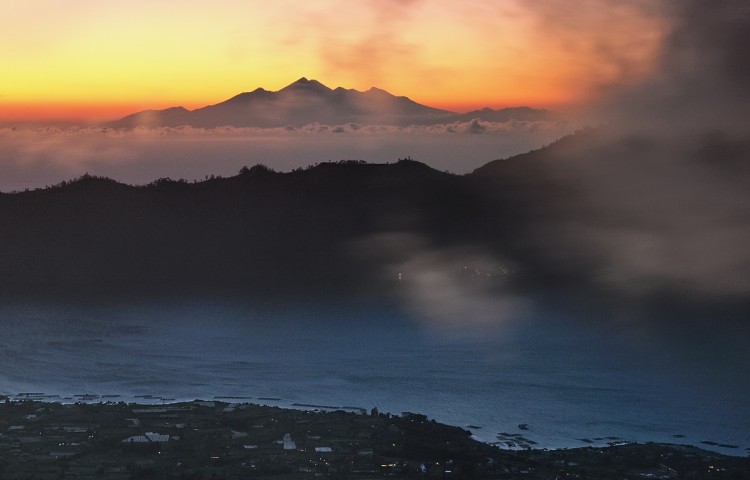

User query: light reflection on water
[0,300,748,456]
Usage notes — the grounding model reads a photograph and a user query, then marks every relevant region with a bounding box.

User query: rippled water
[0,300,748,456]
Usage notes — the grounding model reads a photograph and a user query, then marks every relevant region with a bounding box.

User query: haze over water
[1,300,747,456]
[1,0,748,465]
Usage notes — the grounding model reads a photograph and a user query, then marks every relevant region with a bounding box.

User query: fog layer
[0,120,569,192]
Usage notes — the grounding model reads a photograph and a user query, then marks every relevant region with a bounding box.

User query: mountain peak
[223,87,272,104]
[111,78,547,128]
[281,77,332,92]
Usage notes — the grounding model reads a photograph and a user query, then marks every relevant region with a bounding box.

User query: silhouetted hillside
[0,159,476,300]
[1,129,748,318]
[467,127,750,319]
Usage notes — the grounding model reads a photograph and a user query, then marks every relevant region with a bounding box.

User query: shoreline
[3,392,748,459]
[0,397,748,479]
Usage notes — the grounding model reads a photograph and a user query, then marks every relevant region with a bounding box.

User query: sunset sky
[2,0,667,122]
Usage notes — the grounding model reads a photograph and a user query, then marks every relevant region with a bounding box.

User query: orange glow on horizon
[0,72,586,122]
[0,102,210,124]
[421,91,581,114]
[1,0,667,123]
[0,92,574,123]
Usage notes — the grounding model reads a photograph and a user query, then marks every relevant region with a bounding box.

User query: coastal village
[0,395,748,479]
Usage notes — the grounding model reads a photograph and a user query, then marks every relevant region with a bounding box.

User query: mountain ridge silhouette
[111,78,552,128]
[2,128,747,320]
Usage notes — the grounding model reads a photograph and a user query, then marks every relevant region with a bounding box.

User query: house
[282,433,296,450]
[122,432,170,443]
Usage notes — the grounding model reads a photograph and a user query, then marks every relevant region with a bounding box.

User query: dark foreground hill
[0,159,470,299]
[1,128,748,319]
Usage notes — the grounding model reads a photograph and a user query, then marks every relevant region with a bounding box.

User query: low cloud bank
[536,0,750,305]
[352,232,527,336]
[0,119,571,192]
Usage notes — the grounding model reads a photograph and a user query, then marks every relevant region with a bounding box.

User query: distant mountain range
[111,77,553,128]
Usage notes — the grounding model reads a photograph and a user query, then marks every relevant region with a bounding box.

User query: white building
[282,433,296,450]
[122,432,170,443]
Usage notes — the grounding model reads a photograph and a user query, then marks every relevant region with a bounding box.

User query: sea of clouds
[0,119,572,192]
